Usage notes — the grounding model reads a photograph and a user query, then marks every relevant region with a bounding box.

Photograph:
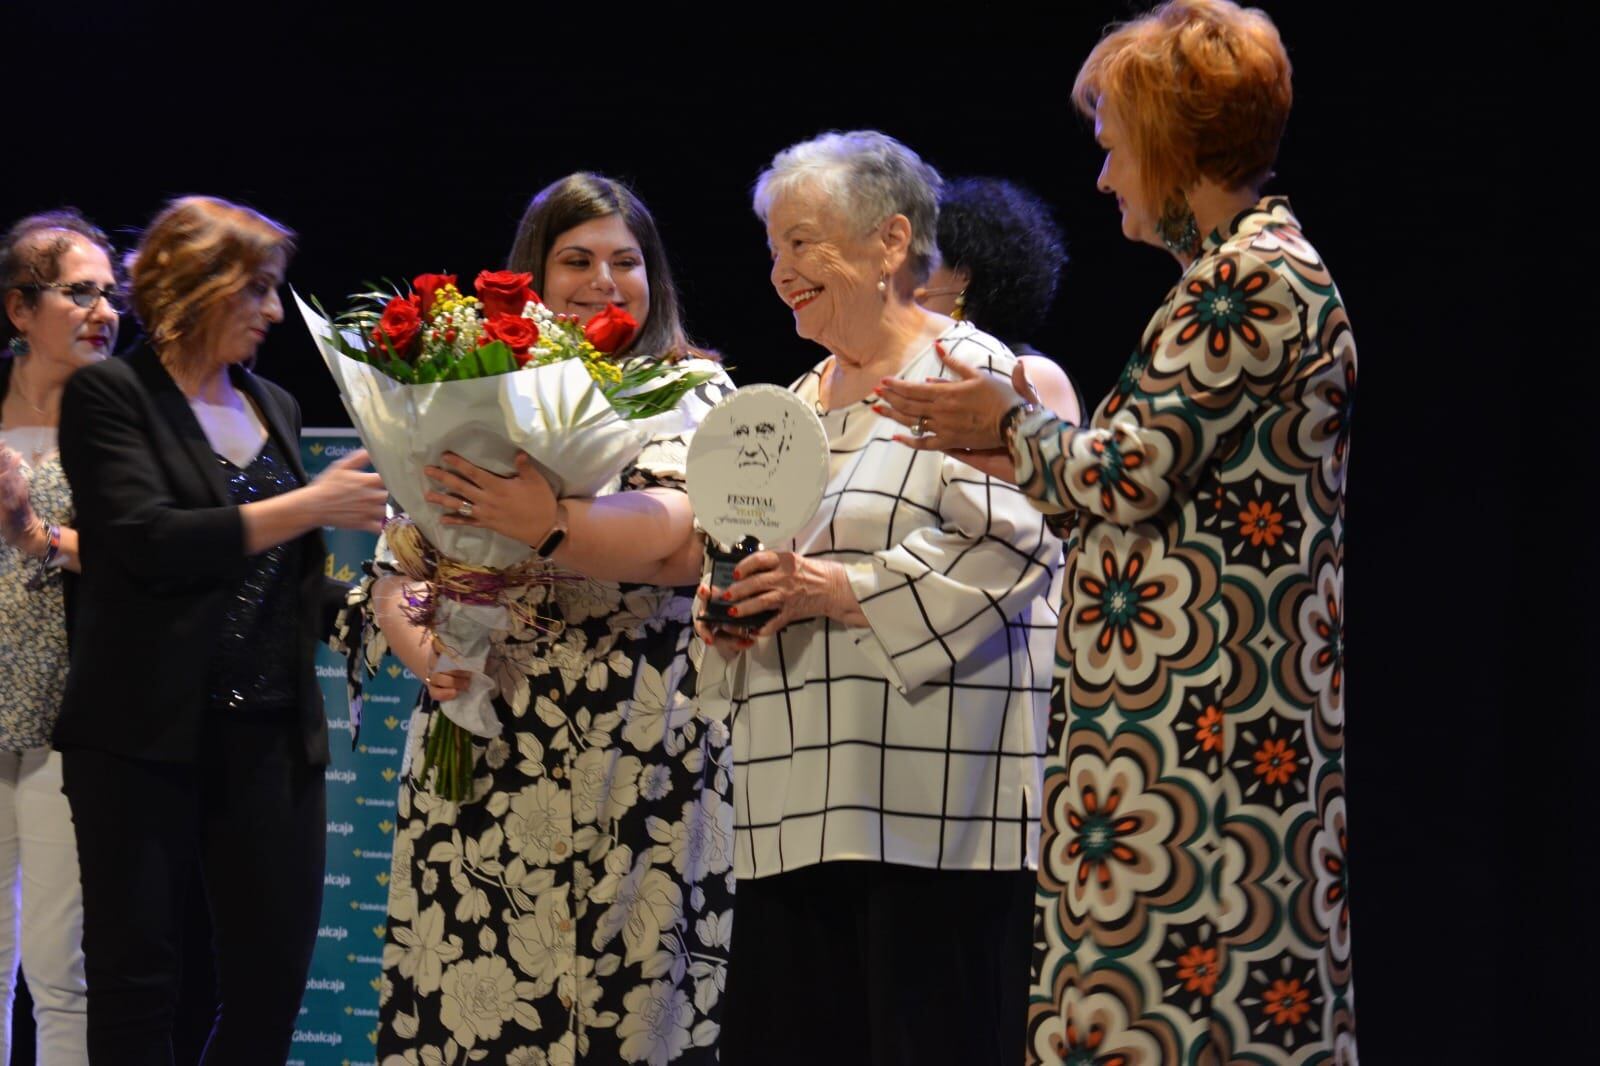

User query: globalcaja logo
[324,873,351,889]
[305,978,346,994]
[327,821,355,836]
[325,769,356,784]
[316,925,348,941]
[309,441,361,460]
[316,664,342,679]
[290,1030,343,1046]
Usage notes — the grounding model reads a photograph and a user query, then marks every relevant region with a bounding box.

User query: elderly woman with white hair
[694,131,1060,1064]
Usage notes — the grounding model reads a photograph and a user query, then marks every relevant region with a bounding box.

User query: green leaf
[476,341,516,376]
[610,370,717,419]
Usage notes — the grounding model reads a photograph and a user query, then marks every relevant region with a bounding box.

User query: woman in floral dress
[351,174,736,1066]
[875,2,1359,1061]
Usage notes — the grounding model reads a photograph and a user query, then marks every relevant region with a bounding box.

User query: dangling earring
[7,335,29,357]
[1158,194,1201,258]
[877,273,888,298]
[951,291,967,321]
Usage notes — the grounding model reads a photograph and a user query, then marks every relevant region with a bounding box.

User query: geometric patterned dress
[1011,198,1358,1064]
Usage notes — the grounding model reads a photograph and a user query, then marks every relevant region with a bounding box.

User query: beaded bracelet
[24,523,61,592]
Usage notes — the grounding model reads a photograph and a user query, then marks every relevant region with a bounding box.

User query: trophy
[688,385,828,631]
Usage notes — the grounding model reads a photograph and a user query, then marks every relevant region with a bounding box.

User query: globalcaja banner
[295,428,418,1066]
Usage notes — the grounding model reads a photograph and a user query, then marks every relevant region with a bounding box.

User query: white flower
[389,829,419,923]
[650,792,734,882]
[439,955,518,1048]
[571,954,608,1028]
[610,587,675,639]
[485,736,511,769]
[506,1048,548,1066]
[621,658,694,753]
[544,628,592,693]
[384,902,461,996]
[553,579,623,625]
[617,980,694,1066]
[505,779,572,867]
[591,850,683,965]
[694,909,733,951]
[572,746,643,826]
[548,1033,577,1066]
[639,764,673,802]
[507,887,575,992]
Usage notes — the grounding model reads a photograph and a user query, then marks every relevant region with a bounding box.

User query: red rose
[377,294,423,357]
[411,273,457,315]
[474,270,537,319]
[583,303,638,355]
[482,312,539,356]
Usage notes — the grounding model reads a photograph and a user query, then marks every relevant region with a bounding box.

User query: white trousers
[0,748,87,1065]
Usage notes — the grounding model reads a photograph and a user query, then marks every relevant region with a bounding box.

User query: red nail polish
[720,591,732,601]
[728,607,739,617]
[731,570,741,580]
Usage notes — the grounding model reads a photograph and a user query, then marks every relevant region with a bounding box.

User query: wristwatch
[535,506,568,558]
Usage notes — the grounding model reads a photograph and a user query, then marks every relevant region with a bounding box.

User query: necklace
[9,375,48,415]
[5,354,59,420]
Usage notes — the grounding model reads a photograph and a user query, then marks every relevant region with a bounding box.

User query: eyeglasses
[21,281,127,313]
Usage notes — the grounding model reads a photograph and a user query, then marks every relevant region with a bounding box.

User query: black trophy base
[699,535,776,632]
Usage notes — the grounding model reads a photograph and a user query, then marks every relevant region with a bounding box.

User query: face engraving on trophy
[732,411,792,489]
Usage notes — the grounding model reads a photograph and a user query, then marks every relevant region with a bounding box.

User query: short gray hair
[753,130,943,284]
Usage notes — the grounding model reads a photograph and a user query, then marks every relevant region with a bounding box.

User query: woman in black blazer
[55,196,386,1065]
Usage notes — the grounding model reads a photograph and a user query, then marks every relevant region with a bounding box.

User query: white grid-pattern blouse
[700,322,1062,880]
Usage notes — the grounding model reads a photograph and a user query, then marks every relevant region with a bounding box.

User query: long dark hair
[508,173,705,363]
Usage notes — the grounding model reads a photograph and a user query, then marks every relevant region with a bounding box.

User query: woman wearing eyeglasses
[0,208,122,1066]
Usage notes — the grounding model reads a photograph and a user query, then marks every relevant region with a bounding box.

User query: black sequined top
[207,435,303,715]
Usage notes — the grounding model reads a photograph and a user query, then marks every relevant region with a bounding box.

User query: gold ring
[914,416,928,436]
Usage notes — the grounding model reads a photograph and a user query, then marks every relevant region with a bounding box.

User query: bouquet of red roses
[297,271,714,800]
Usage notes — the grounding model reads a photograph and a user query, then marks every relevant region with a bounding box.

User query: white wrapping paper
[296,291,693,736]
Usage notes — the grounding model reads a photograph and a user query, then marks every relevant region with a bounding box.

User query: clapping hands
[0,447,44,556]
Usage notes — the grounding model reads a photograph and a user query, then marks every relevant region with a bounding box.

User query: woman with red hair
[55,196,386,1064]
[874,1,1358,1060]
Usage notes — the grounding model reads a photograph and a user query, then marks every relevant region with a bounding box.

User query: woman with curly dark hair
[924,178,1065,346]
[920,177,1083,431]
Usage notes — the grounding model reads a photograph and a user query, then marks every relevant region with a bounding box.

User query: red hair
[1073,0,1292,208]
[127,196,295,362]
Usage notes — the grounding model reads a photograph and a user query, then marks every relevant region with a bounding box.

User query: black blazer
[54,344,339,766]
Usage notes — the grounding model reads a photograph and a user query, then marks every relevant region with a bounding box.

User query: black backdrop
[5,2,1571,1061]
